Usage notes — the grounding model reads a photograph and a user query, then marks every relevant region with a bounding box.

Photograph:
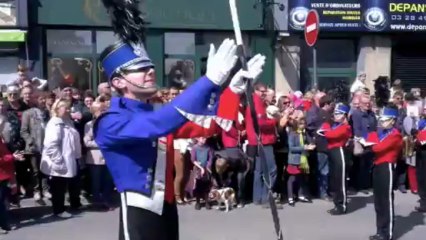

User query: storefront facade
[0,0,28,85]
[32,0,277,92]
[276,0,426,93]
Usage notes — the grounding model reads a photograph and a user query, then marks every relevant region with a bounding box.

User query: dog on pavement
[209,187,236,212]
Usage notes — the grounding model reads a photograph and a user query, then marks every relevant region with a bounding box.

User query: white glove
[206,38,238,86]
[229,54,266,94]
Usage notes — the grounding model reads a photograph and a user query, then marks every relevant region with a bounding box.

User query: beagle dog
[209,187,236,212]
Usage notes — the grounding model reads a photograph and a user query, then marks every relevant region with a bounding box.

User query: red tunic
[416,130,426,143]
[245,94,277,146]
[164,88,240,203]
[366,129,403,165]
[321,122,352,149]
[0,138,15,181]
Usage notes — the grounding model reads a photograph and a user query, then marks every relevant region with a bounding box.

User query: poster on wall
[289,0,426,32]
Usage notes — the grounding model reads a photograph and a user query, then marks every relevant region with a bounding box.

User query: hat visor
[379,116,395,121]
[334,110,347,115]
[122,60,154,72]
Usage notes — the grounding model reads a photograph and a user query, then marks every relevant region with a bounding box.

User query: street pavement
[2,192,426,240]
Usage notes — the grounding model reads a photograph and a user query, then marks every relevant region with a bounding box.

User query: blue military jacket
[94,76,221,197]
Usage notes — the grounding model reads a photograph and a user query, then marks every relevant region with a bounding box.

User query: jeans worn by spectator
[30,154,49,198]
[225,147,248,204]
[317,152,329,198]
[0,180,10,230]
[89,165,113,206]
[253,145,277,205]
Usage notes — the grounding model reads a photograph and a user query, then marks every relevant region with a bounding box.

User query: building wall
[357,36,392,91]
[274,36,301,93]
[275,35,393,94]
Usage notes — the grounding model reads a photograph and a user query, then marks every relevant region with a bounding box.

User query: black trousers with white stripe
[417,150,426,208]
[373,163,395,240]
[329,147,348,212]
[119,197,179,240]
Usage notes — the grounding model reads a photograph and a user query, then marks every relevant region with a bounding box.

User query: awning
[0,30,26,42]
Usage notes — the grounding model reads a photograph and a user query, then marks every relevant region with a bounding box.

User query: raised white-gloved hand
[206,38,238,86]
[229,54,266,94]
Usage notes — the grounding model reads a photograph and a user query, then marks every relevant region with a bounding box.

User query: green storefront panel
[38,0,262,30]
[250,33,275,88]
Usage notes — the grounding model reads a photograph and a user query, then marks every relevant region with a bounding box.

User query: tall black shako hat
[100,0,154,81]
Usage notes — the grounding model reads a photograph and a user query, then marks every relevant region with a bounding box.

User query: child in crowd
[190,137,214,210]
[0,114,23,233]
[287,117,314,206]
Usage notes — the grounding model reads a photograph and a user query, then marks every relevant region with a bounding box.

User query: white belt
[125,145,167,216]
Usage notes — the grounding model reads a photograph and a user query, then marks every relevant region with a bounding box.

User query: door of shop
[392,39,426,91]
[306,68,356,92]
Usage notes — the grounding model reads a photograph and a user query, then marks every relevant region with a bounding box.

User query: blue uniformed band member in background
[361,106,403,240]
[319,103,352,215]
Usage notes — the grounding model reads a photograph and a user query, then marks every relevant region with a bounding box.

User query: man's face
[113,67,157,98]
[255,86,267,100]
[7,90,20,103]
[99,83,112,95]
[37,96,46,108]
[265,90,276,105]
[169,89,179,100]
[18,71,28,82]
[360,97,371,111]
[21,88,33,103]
[62,88,73,100]
[393,95,403,106]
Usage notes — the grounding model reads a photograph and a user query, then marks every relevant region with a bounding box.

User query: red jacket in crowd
[0,138,15,181]
[321,122,352,149]
[245,94,277,146]
[222,106,245,148]
[416,129,426,143]
[164,88,240,203]
[366,128,403,165]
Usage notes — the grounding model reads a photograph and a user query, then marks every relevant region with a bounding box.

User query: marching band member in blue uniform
[96,2,266,240]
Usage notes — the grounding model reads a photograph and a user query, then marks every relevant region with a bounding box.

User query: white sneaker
[43,191,52,199]
[34,192,41,201]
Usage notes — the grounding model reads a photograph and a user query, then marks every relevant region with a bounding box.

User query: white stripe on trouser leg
[120,193,131,240]
[388,163,393,239]
[339,147,346,211]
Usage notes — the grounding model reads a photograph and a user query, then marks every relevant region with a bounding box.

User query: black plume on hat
[334,80,350,104]
[374,76,390,108]
[101,0,146,45]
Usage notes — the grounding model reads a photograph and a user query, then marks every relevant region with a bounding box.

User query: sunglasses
[283,101,290,105]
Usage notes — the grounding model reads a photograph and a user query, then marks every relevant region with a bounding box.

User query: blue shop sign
[289,0,426,32]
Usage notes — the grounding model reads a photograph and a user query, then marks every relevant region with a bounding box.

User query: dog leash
[229,1,284,239]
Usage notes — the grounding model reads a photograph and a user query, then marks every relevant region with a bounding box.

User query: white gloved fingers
[216,38,233,59]
[208,43,216,60]
[247,54,263,68]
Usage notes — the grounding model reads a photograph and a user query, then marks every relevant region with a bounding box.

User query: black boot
[327,207,346,215]
[369,234,389,240]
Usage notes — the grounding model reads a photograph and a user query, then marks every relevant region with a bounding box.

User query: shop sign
[289,0,426,32]
[0,0,27,27]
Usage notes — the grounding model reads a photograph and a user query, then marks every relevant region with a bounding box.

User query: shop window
[96,31,120,54]
[164,33,196,88]
[197,32,251,57]
[165,58,195,88]
[47,30,93,54]
[165,33,195,55]
[302,39,356,69]
[0,56,20,85]
[47,57,92,91]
